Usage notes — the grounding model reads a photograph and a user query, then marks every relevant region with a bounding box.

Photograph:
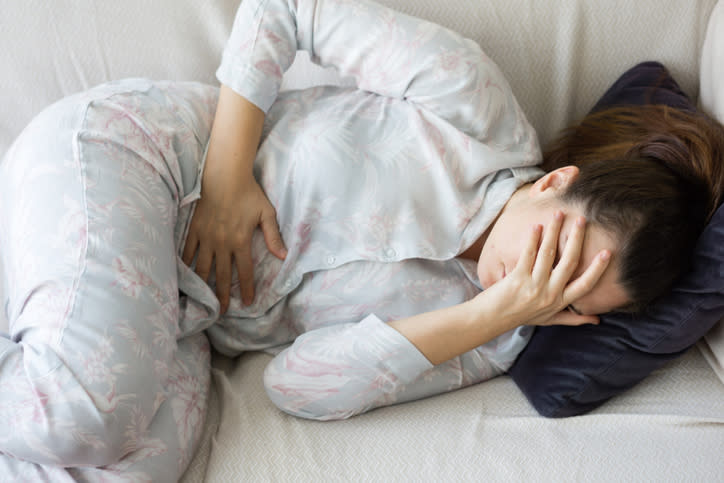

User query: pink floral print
[0,80,216,480]
[0,0,542,478]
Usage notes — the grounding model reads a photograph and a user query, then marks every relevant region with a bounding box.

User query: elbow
[263,348,362,421]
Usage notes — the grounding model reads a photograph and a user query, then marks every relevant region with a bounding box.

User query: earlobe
[530,165,580,196]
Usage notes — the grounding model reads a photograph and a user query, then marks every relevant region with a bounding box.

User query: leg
[0,333,210,482]
[0,79,216,470]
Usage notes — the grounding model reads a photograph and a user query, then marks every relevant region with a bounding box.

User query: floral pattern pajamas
[211,0,542,418]
[0,0,541,479]
[0,80,218,481]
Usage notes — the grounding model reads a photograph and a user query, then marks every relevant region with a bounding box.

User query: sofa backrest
[0,0,718,157]
[0,0,720,332]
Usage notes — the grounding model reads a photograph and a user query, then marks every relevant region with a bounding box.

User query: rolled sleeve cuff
[216,56,280,114]
[360,313,435,384]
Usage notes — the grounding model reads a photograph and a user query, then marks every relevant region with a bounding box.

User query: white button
[326,255,336,265]
[384,248,396,259]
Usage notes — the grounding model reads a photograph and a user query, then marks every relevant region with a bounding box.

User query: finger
[515,224,543,274]
[215,252,232,314]
[182,232,199,266]
[532,211,564,281]
[547,309,600,327]
[550,215,586,289]
[194,245,214,282]
[260,211,287,260]
[563,250,612,302]
[235,246,255,306]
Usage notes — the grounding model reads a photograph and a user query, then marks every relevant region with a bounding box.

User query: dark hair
[544,105,724,312]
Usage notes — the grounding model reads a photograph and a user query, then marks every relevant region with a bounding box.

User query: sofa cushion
[699,0,724,386]
[508,61,724,417]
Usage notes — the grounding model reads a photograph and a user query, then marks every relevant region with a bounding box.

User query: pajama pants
[0,79,220,481]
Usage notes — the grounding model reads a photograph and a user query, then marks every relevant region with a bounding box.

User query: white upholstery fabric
[700,325,724,385]
[1,0,723,481]
[0,0,236,155]
[701,0,724,121]
[700,0,724,385]
[0,0,716,154]
[182,346,724,481]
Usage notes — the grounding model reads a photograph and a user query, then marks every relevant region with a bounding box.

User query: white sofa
[1,1,723,481]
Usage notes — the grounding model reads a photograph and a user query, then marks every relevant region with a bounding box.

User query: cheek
[476,238,517,288]
[476,243,498,288]
[476,250,491,287]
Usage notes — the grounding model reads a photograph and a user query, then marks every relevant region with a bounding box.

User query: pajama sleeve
[263,314,532,420]
[217,0,531,142]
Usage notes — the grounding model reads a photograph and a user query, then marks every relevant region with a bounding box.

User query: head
[477,166,630,315]
[480,105,724,315]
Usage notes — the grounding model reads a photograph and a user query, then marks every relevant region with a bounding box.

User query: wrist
[203,85,265,179]
[466,291,519,337]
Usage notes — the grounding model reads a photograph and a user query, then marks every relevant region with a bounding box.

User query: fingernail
[554,211,564,220]
[576,216,585,227]
[599,250,611,261]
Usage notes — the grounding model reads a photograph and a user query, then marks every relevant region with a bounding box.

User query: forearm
[388,297,514,365]
[204,85,264,182]
[263,314,528,420]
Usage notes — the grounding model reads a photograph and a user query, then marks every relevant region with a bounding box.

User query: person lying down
[1,0,723,480]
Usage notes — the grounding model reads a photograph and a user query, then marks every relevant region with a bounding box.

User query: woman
[0,0,721,479]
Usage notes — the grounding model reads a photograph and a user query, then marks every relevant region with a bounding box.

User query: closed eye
[567,304,582,315]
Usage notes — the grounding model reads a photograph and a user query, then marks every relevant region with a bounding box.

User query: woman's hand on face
[182,167,287,314]
[477,211,611,328]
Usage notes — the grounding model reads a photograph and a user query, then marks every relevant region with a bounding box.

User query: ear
[529,165,580,197]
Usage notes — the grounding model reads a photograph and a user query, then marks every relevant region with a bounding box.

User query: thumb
[260,213,287,260]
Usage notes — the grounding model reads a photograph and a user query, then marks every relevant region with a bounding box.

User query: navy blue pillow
[589,61,694,114]
[508,62,724,417]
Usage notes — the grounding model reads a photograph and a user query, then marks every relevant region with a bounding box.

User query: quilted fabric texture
[509,62,724,417]
[699,0,724,386]
[701,0,724,122]
[181,347,724,481]
[0,0,717,156]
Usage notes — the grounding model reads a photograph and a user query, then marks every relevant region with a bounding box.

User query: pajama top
[201,0,544,419]
[0,0,543,478]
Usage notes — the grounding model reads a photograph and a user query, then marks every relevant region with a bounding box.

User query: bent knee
[0,341,162,466]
